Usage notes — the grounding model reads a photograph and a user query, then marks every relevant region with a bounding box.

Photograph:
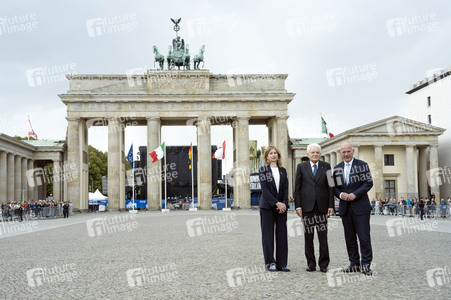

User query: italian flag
[321,117,334,138]
[213,140,226,160]
[149,142,165,163]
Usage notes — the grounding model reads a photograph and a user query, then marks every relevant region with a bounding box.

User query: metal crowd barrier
[371,204,449,219]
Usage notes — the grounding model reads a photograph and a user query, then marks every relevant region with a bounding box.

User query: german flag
[188,143,192,169]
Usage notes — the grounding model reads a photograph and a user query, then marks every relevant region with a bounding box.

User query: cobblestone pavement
[0,210,450,300]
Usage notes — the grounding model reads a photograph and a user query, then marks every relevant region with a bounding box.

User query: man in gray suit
[295,143,334,272]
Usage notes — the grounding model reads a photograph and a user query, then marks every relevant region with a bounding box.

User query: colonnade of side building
[0,134,64,204]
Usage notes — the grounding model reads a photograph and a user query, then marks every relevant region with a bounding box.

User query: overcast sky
[1,0,450,172]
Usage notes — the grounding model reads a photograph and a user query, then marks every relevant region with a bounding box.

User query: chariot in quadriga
[153,18,205,71]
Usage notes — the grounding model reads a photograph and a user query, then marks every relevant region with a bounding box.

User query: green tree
[88,145,108,193]
[13,135,36,141]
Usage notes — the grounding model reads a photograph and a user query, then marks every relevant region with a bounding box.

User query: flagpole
[191,147,194,209]
[224,155,227,210]
[132,142,135,213]
[164,146,167,211]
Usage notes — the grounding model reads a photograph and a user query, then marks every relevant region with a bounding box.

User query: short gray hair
[307,143,321,154]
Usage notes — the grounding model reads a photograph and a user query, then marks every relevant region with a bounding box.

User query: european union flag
[127,144,133,169]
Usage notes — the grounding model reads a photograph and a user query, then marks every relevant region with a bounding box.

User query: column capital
[146,116,160,121]
[275,115,289,120]
[66,117,80,122]
[236,116,250,121]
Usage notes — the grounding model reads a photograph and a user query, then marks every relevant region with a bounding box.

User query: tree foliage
[88,145,108,193]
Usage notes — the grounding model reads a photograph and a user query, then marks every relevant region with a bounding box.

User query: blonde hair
[264,146,282,167]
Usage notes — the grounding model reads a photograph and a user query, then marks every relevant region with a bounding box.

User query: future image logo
[186,213,238,237]
[26,63,77,87]
[86,214,138,237]
[426,266,450,287]
[326,63,378,87]
[86,13,138,37]
[126,263,178,287]
[386,13,439,37]
[386,217,438,237]
[26,264,78,288]
[226,265,277,288]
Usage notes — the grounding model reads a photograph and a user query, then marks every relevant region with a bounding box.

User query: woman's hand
[276,202,286,213]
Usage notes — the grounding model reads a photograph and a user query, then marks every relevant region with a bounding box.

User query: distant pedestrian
[63,202,69,218]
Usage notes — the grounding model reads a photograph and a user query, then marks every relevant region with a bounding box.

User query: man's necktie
[345,163,351,185]
[313,164,317,176]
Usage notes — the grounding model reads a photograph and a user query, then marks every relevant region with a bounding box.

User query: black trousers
[302,211,330,269]
[260,208,288,268]
[341,205,372,267]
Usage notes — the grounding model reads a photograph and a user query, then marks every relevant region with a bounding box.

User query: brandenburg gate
[60,70,294,210]
[59,19,295,211]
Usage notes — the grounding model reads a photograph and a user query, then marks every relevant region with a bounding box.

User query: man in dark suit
[294,143,334,273]
[333,142,374,275]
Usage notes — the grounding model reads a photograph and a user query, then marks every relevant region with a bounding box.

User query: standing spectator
[371,200,376,215]
[440,198,447,218]
[63,202,70,218]
[401,198,407,217]
[375,200,380,215]
[419,198,425,220]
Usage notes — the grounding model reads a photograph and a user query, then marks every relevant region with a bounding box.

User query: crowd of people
[0,200,72,222]
[370,196,451,219]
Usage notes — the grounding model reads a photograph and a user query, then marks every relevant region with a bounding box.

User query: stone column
[147,117,161,210]
[336,150,342,163]
[197,117,212,209]
[287,148,293,197]
[53,159,61,201]
[267,118,276,146]
[374,145,384,200]
[21,157,27,202]
[0,152,6,203]
[233,116,250,209]
[7,153,15,201]
[330,152,337,168]
[429,144,440,200]
[66,117,81,208]
[353,146,359,159]
[27,159,34,201]
[108,117,121,210]
[33,161,39,200]
[15,155,21,202]
[418,147,428,198]
[276,116,289,169]
[119,127,125,209]
[293,152,303,194]
[324,154,330,164]
[405,146,416,198]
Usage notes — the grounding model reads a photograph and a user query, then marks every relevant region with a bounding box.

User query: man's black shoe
[277,266,291,272]
[306,266,316,272]
[320,267,328,273]
[342,265,360,273]
[361,266,373,276]
[266,263,277,272]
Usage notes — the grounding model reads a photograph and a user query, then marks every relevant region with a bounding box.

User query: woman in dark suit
[259,146,290,272]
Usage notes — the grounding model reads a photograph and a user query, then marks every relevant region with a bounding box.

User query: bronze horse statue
[193,45,205,70]
[153,46,165,70]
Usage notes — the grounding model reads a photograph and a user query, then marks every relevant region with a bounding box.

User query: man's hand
[327,208,334,217]
[296,209,302,218]
[341,193,349,201]
[276,202,286,214]
[348,193,356,201]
